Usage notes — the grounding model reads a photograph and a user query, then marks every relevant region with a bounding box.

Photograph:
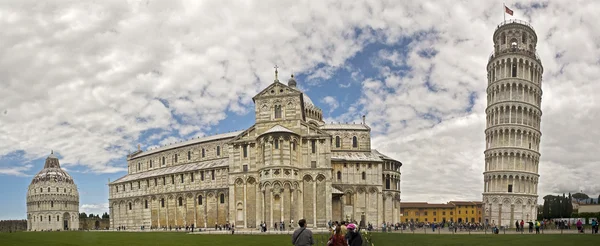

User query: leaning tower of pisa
[482,19,543,228]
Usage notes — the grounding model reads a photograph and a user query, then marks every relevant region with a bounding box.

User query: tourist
[515,220,519,232]
[327,226,347,246]
[345,224,362,246]
[291,219,313,246]
[520,220,524,232]
[576,219,583,233]
[535,220,540,234]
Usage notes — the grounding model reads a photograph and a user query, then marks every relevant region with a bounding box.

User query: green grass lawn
[0,231,597,246]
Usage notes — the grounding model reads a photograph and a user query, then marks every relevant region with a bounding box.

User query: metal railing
[488,49,541,63]
[496,19,535,32]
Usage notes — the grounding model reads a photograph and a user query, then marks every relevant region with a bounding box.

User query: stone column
[244,181,247,228]
[313,181,317,228]
[270,189,273,229]
[290,188,294,224]
[298,183,303,222]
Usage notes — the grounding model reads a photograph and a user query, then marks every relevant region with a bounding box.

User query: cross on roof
[274,65,279,81]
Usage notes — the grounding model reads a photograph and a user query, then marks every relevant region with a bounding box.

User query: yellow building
[400,201,483,224]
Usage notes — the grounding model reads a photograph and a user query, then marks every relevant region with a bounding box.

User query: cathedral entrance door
[360,214,366,228]
[63,212,70,230]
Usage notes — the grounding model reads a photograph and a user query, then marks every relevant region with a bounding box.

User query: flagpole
[503,3,506,22]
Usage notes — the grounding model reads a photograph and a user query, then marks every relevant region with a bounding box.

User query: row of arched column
[484,174,538,194]
[488,56,543,85]
[27,200,77,212]
[487,82,541,106]
[486,104,541,129]
[305,107,322,121]
[484,152,539,173]
[383,173,400,191]
[485,127,540,151]
[111,189,229,230]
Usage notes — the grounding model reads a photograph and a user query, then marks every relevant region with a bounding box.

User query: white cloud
[80,203,109,216]
[321,96,339,114]
[0,0,599,205]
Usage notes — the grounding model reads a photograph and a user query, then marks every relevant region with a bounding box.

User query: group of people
[514,220,542,234]
[291,219,363,246]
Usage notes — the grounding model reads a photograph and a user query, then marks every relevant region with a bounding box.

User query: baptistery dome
[26,151,79,231]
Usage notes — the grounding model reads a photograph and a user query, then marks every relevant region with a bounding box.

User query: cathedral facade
[108,74,402,229]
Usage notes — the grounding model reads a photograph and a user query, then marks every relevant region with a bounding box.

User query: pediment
[301,121,330,136]
[252,81,301,102]
[231,125,256,143]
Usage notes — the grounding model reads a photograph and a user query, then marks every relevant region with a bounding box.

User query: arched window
[345,193,352,205]
[198,195,203,205]
[522,32,527,44]
[335,136,341,147]
[48,187,50,192]
[337,171,342,180]
[178,197,183,206]
[385,177,390,189]
[243,145,248,158]
[129,202,132,210]
[150,160,153,168]
[220,194,225,204]
[362,172,366,180]
[352,136,358,148]
[40,188,43,193]
[144,200,148,209]
[161,199,165,208]
[56,187,59,192]
[137,163,140,170]
[501,32,506,44]
[216,146,221,156]
[174,154,178,163]
[274,105,282,119]
[274,140,279,149]
[202,148,205,158]
[162,157,166,165]
[51,201,54,207]
[188,151,191,160]
[211,170,215,180]
[512,63,517,77]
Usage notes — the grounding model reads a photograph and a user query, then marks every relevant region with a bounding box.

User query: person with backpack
[291,219,313,246]
[345,224,362,246]
[535,220,540,234]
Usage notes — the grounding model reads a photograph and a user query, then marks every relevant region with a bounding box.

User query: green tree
[78,212,87,218]
[572,193,589,203]
[102,212,109,219]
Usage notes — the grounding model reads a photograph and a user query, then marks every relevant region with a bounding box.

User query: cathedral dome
[303,94,315,108]
[26,151,79,231]
[30,152,75,185]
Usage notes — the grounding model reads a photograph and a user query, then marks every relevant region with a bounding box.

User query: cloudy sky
[1,0,599,219]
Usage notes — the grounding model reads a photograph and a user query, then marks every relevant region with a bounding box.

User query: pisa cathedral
[26,152,80,231]
[109,73,403,229]
[483,19,543,227]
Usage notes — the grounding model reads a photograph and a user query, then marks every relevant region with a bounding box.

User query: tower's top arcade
[489,19,541,66]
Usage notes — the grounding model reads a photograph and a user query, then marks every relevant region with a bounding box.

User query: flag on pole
[505,6,514,16]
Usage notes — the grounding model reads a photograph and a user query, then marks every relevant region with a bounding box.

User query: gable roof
[262,125,295,135]
[320,123,371,131]
[111,158,228,184]
[129,131,243,160]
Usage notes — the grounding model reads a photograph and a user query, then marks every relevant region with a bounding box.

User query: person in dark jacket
[345,224,362,246]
